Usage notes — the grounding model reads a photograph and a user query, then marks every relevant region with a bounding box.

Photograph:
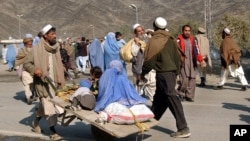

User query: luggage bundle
[56,85,80,102]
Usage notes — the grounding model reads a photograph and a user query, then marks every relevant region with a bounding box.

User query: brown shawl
[65,44,74,56]
[15,47,30,66]
[34,38,65,86]
[144,30,170,61]
[220,36,241,68]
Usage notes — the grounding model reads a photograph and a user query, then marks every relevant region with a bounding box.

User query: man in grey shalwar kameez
[176,25,204,102]
[130,24,148,92]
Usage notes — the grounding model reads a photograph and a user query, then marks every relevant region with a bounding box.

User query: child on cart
[66,66,102,110]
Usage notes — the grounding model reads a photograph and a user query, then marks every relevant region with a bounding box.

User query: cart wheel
[91,125,114,141]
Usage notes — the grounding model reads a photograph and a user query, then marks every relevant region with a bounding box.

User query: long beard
[138,34,147,41]
[49,39,57,46]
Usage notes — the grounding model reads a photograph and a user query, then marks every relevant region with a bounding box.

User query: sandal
[31,121,43,134]
[50,133,62,140]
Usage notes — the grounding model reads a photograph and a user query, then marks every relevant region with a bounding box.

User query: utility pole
[204,0,207,31]
[129,4,138,24]
[90,25,95,39]
[205,0,213,47]
[17,14,23,39]
[209,0,213,47]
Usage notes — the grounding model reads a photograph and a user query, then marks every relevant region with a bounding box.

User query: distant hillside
[0,0,249,40]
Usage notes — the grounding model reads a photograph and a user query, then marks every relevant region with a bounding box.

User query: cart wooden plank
[50,97,159,138]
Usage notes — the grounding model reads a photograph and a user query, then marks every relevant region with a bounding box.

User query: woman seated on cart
[94,60,147,113]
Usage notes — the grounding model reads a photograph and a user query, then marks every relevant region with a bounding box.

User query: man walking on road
[23,24,65,140]
[195,27,212,87]
[176,25,204,102]
[216,27,248,91]
[15,37,36,105]
[65,37,79,78]
[141,17,191,138]
[76,37,88,74]
[2,44,8,64]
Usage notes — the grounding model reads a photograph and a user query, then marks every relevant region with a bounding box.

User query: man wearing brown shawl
[65,37,79,78]
[15,37,36,105]
[23,24,65,140]
[216,28,248,91]
[141,17,191,138]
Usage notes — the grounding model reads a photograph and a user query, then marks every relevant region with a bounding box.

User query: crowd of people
[0,16,249,140]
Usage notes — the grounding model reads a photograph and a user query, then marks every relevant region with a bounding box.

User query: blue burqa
[117,39,126,49]
[94,60,147,113]
[6,44,17,69]
[103,32,120,71]
[19,43,24,49]
[89,38,104,72]
[33,36,40,46]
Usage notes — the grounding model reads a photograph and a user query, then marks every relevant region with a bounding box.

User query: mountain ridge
[0,0,249,40]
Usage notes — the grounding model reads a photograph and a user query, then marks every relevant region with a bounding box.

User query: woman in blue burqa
[103,32,126,73]
[6,44,17,71]
[89,38,104,72]
[94,60,147,113]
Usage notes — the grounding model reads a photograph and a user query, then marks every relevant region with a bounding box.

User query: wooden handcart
[50,97,158,141]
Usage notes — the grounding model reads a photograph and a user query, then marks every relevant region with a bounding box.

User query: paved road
[0,61,249,141]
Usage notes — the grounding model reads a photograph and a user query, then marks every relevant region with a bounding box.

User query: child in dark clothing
[89,66,103,98]
[67,66,103,111]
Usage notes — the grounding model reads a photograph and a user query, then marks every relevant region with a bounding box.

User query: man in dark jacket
[141,17,191,138]
[76,37,88,73]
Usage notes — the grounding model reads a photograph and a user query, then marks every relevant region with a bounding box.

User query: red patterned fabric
[177,35,203,62]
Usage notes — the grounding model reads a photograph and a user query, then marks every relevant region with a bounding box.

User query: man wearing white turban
[216,28,248,91]
[141,17,191,138]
